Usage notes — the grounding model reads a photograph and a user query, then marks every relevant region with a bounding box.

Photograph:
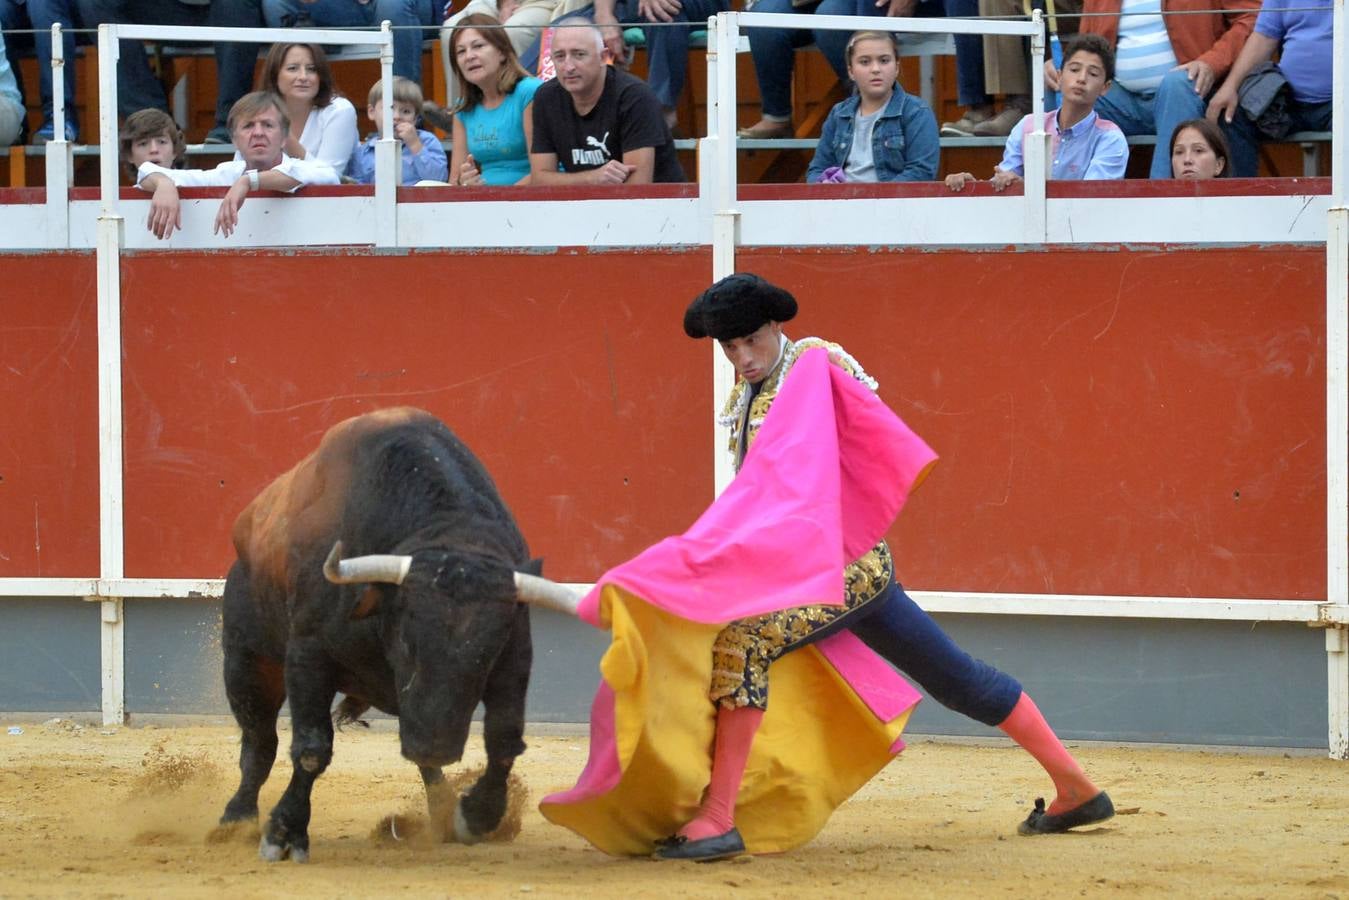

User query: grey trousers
[0,96,22,146]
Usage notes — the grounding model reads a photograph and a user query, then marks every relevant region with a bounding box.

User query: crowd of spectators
[0,0,1335,215]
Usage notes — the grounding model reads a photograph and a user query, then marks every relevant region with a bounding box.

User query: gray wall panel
[118,602,610,722]
[125,599,229,715]
[913,614,1327,748]
[524,610,610,723]
[2,602,1331,749]
[0,598,101,711]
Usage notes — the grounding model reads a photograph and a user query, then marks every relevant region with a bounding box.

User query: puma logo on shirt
[572,132,612,166]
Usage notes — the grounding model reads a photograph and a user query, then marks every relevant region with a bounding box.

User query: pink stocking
[678,705,765,841]
[998,691,1100,815]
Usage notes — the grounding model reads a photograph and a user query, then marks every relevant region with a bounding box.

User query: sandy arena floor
[1,717,1346,899]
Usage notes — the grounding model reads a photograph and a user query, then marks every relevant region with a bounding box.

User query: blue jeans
[74,0,264,126]
[1093,66,1209,179]
[1225,96,1332,178]
[942,0,989,107]
[638,0,728,109]
[745,0,855,120]
[0,0,79,133]
[746,0,943,119]
[262,0,436,83]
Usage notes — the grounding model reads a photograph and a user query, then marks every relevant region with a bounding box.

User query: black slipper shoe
[1017,791,1115,835]
[652,827,746,861]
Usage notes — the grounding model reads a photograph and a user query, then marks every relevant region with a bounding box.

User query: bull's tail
[333,695,372,730]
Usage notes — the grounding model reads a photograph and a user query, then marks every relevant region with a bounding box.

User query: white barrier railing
[0,12,1344,756]
[1324,0,1349,758]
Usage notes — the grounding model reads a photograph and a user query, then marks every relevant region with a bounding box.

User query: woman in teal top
[449,13,541,186]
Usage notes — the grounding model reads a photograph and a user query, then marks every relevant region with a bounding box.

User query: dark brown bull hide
[217,407,539,863]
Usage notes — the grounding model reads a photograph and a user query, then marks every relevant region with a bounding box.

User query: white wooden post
[44,23,72,248]
[1024,10,1047,243]
[374,20,399,247]
[711,11,740,498]
[1325,0,1349,760]
[96,24,127,726]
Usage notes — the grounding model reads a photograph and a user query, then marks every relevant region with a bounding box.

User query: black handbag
[1237,62,1293,140]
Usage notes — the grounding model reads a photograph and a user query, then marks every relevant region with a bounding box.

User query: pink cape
[539,349,939,855]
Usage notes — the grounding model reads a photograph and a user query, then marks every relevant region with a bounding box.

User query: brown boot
[972,96,1032,137]
[941,105,994,137]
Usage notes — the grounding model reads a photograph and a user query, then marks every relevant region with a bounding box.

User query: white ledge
[1,578,1343,624]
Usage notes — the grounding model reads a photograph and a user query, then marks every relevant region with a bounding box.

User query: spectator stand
[622,24,950,115]
[81,20,405,239]
[619,19,951,182]
[152,30,442,142]
[2,16,1330,186]
[712,131,1335,179]
[699,9,1051,256]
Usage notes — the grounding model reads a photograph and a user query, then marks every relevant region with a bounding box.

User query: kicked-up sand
[0,716,1347,899]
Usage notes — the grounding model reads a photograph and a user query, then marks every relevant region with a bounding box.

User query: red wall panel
[3,244,1327,605]
[741,246,1327,599]
[0,253,100,576]
[118,248,716,581]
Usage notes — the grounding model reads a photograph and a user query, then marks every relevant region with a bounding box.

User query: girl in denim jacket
[807,31,941,184]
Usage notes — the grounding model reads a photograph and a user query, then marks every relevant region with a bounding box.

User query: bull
[216,407,578,862]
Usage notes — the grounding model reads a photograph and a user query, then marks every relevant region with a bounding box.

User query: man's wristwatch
[246,169,260,190]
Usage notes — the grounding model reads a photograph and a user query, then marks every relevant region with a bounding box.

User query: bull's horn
[512,572,582,617]
[323,541,413,585]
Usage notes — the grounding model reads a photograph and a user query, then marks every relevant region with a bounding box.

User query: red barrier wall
[741,246,1327,600]
[0,245,1328,601]
[0,253,100,576]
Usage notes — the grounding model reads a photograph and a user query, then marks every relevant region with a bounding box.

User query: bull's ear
[519,557,544,577]
[349,585,383,620]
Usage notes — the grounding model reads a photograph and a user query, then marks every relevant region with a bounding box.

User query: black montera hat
[683,273,798,340]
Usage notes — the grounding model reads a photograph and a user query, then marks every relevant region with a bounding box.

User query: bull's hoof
[258,833,309,863]
[258,835,286,862]
[219,799,259,824]
[452,798,484,845]
[259,821,309,863]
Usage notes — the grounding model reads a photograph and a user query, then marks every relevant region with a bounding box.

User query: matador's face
[717,322,783,385]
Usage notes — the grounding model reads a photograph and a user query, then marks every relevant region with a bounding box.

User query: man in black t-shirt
[530,24,686,185]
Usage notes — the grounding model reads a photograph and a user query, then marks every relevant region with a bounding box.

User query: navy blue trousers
[802,581,1022,727]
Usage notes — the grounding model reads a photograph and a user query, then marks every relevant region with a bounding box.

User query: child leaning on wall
[346,76,450,186]
[120,109,186,181]
[944,33,1128,193]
